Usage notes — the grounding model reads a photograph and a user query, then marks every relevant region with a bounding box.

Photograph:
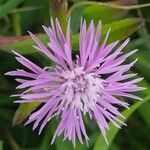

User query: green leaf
[67,0,150,18]
[13,102,41,126]
[20,0,50,33]
[11,12,22,36]
[40,122,54,150]
[139,102,150,127]
[93,94,150,150]
[0,18,142,54]
[0,34,49,54]
[72,18,143,50]
[71,5,85,34]
[69,0,129,31]
[0,0,23,19]
[55,137,73,150]
[125,36,150,81]
[101,18,142,43]
[50,0,68,33]
[83,5,127,25]
[0,141,3,150]
[125,37,150,128]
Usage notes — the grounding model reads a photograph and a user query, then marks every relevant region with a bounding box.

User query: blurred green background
[0,0,150,149]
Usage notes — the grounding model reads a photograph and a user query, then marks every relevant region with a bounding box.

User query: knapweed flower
[6,18,144,146]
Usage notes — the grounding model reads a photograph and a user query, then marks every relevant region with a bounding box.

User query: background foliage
[0,0,150,150]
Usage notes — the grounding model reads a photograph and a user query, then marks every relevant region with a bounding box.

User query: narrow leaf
[0,0,23,19]
[50,0,68,33]
[0,34,49,54]
[101,18,143,43]
[72,18,143,50]
[0,141,3,150]
[0,18,142,54]
[93,94,150,150]
[13,102,41,126]
[139,102,150,127]
[67,1,150,18]
[83,5,127,25]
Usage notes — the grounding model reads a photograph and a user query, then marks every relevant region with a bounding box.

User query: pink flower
[6,18,144,147]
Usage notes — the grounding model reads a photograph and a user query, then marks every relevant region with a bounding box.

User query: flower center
[61,67,104,113]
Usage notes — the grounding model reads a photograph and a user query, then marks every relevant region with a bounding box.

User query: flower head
[6,18,144,146]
